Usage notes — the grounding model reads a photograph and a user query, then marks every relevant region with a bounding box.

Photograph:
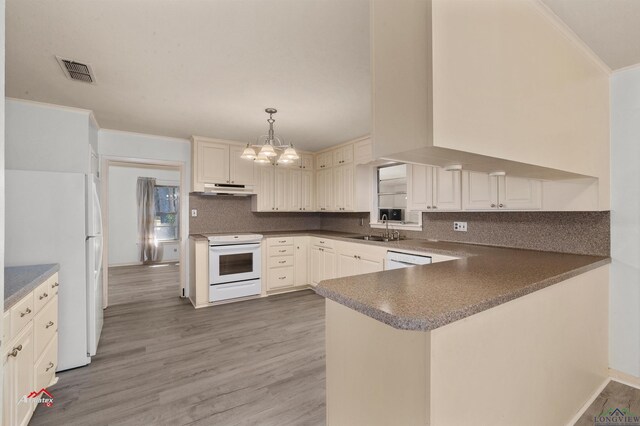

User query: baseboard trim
[565,377,611,426]
[609,368,640,390]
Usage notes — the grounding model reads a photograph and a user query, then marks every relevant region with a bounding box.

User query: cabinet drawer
[34,277,55,313]
[34,295,58,358]
[35,334,58,391]
[268,267,294,289]
[313,237,335,250]
[268,237,294,247]
[10,293,34,339]
[269,246,294,257]
[268,255,294,268]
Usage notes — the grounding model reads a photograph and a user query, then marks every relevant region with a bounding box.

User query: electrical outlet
[453,221,467,232]
[191,209,198,217]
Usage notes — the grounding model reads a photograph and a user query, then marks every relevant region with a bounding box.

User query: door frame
[100,156,188,308]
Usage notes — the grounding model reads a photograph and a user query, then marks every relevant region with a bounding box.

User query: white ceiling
[6,0,370,151]
[541,0,640,71]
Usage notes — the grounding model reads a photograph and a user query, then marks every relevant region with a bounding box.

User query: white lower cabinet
[462,171,542,210]
[336,242,385,278]
[265,237,310,292]
[310,238,336,286]
[3,272,59,426]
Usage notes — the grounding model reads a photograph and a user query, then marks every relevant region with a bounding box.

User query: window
[375,164,420,226]
[154,185,179,241]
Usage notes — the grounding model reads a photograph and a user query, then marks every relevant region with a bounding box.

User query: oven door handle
[209,244,260,253]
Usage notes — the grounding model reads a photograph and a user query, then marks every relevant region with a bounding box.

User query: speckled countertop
[5,264,59,310]
[190,231,610,330]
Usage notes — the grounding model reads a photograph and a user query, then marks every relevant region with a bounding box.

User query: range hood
[202,183,254,196]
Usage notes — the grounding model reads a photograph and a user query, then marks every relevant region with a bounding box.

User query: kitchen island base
[325,266,608,426]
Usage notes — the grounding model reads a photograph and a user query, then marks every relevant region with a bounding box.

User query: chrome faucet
[381,214,391,241]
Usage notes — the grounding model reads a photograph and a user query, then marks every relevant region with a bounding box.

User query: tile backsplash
[189,195,610,256]
[319,211,610,256]
[189,195,321,234]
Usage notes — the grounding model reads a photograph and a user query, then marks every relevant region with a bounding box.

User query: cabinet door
[288,169,302,211]
[311,246,323,286]
[301,171,314,211]
[498,176,542,210]
[317,169,333,211]
[7,323,35,426]
[323,249,336,281]
[274,168,288,211]
[299,154,314,170]
[407,164,432,211]
[358,255,384,275]
[229,145,255,185]
[333,167,345,210]
[462,171,498,210]
[294,237,309,286]
[198,141,230,184]
[334,145,354,166]
[354,139,373,165]
[317,152,333,169]
[433,168,461,210]
[337,252,359,278]
[342,165,355,211]
[255,166,275,211]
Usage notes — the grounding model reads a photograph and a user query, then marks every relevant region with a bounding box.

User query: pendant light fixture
[241,108,299,165]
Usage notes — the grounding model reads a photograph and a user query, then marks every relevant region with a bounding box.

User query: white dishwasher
[386,250,432,269]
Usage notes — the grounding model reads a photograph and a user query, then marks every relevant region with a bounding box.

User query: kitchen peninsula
[315,241,609,426]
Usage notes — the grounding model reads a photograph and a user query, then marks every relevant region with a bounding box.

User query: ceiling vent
[56,56,96,84]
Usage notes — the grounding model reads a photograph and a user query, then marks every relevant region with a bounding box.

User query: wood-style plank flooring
[31,264,326,425]
[575,381,640,425]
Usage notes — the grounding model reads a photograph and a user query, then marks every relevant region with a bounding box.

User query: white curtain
[137,177,163,264]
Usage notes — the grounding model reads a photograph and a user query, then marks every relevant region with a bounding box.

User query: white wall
[99,129,190,293]
[610,65,640,378]
[108,166,180,266]
[5,98,93,173]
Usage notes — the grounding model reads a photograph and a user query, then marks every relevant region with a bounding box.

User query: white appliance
[5,170,104,370]
[386,250,432,269]
[208,234,262,302]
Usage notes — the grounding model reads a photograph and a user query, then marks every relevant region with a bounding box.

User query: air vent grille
[56,56,96,84]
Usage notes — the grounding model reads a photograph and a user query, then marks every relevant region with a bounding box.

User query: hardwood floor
[575,381,640,425]
[31,265,326,425]
[108,263,181,306]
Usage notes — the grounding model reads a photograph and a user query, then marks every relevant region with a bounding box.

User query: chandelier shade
[241,108,298,165]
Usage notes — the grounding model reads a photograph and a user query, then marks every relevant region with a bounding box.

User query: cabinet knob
[51,282,59,288]
[20,308,31,317]
[8,344,22,358]
[432,205,437,209]
[491,203,496,208]
[426,206,431,209]
[279,276,286,280]
[499,204,504,208]
[39,292,48,300]
[278,260,286,264]
[231,181,234,184]
[46,321,55,329]
[46,362,55,372]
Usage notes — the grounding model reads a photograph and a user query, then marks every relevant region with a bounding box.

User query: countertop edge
[5,264,60,311]
[315,257,611,331]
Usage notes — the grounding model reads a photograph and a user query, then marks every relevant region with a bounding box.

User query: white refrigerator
[5,170,104,370]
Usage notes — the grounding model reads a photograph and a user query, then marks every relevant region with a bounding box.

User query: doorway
[101,159,187,307]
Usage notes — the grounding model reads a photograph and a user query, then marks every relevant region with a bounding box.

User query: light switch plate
[454,221,467,232]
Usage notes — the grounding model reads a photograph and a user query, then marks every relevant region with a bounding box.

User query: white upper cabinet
[317,152,333,170]
[229,145,256,185]
[298,154,314,170]
[334,145,354,166]
[353,138,373,165]
[252,166,275,211]
[192,137,255,191]
[197,141,229,186]
[499,175,542,210]
[317,169,333,211]
[288,169,302,211]
[301,171,314,211]
[462,171,541,210]
[273,168,288,211]
[407,165,460,211]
